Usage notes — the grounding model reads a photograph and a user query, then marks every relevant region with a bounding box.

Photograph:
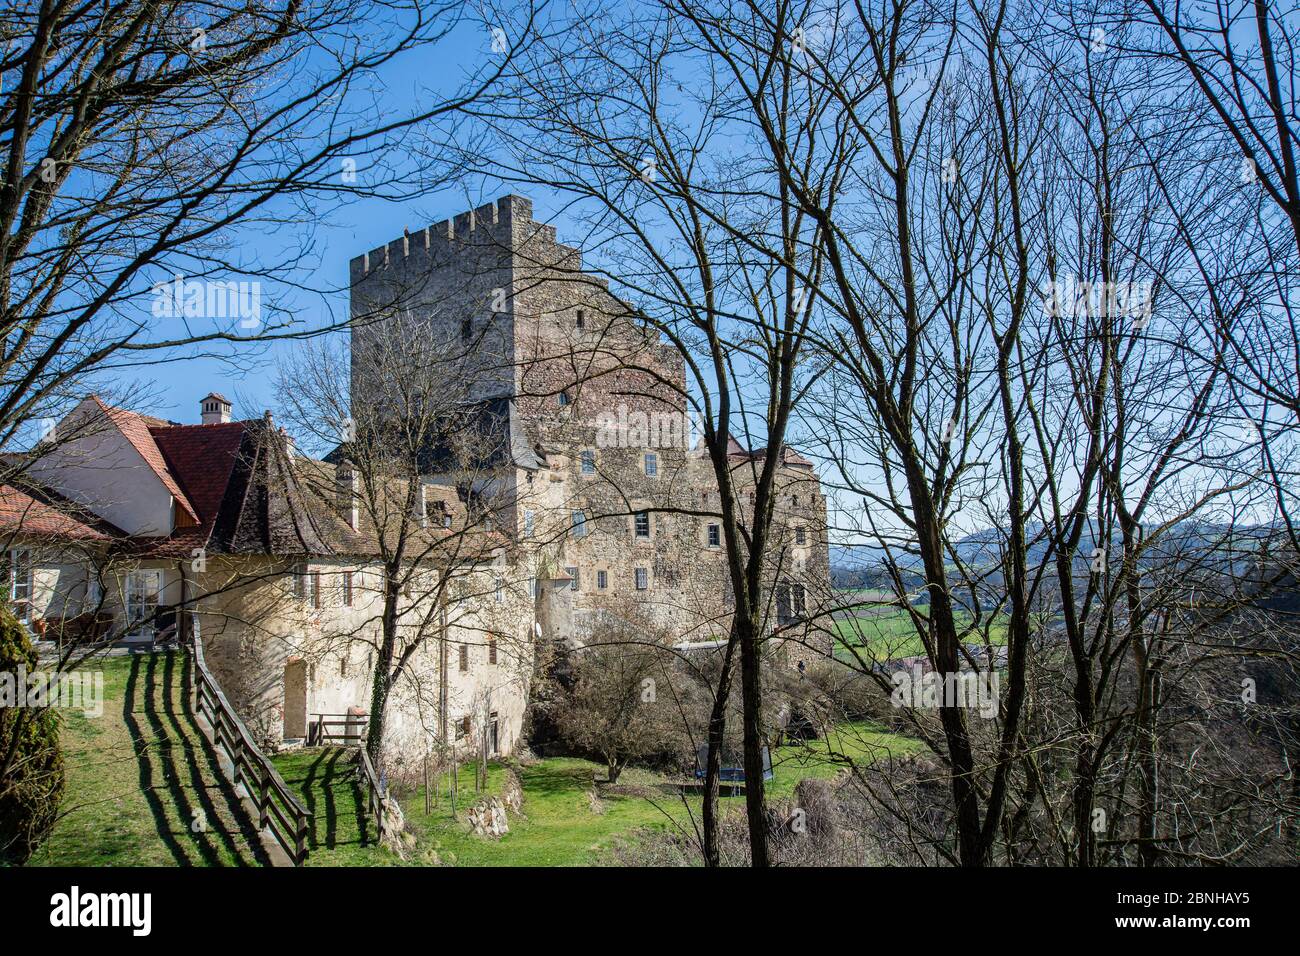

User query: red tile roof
[0,483,118,541]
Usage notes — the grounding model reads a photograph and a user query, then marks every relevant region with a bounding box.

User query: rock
[467,796,510,837]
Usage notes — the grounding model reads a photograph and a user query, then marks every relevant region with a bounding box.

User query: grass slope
[29,651,268,867]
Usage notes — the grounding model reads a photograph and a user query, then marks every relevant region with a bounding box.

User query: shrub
[0,605,66,864]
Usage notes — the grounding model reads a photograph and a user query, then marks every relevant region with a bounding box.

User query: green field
[30,652,268,867]
[831,604,1007,662]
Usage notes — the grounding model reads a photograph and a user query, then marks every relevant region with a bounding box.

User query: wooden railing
[308,712,369,747]
[358,746,388,844]
[189,635,313,865]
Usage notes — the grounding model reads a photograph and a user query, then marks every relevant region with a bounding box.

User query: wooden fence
[189,635,313,865]
[358,746,388,844]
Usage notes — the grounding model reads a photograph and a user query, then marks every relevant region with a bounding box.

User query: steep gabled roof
[91,395,199,523]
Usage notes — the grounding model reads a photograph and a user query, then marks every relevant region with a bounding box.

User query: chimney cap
[202,391,232,404]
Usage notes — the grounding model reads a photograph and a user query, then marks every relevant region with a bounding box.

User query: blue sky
[115,16,532,426]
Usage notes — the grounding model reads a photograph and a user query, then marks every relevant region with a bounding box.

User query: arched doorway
[283,659,307,740]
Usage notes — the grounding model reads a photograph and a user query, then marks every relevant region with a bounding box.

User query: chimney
[200,392,232,424]
[336,459,359,531]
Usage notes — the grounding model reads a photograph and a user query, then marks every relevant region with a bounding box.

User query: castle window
[458,715,471,739]
[576,309,585,329]
[524,509,535,537]
[558,391,570,407]
[495,575,504,603]
[572,510,587,538]
[597,570,608,590]
[580,450,596,475]
[634,511,650,538]
[461,318,472,342]
[342,571,354,607]
[565,566,579,591]
[459,644,469,672]
[795,526,807,546]
[634,567,649,590]
[707,524,721,548]
[489,636,498,665]
[644,453,658,476]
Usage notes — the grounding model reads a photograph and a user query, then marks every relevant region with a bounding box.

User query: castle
[350,194,832,656]
[2,195,831,776]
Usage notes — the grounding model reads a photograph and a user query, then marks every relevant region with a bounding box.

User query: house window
[529,577,537,599]
[597,570,608,590]
[458,715,472,740]
[459,644,469,672]
[524,509,535,537]
[634,567,648,590]
[489,636,498,665]
[707,524,721,548]
[495,575,504,603]
[86,569,102,609]
[342,571,354,607]
[572,510,587,538]
[795,526,807,546]
[793,583,807,616]
[125,568,162,638]
[565,567,579,591]
[634,511,650,539]
[7,549,32,624]
[310,571,322,609]
[576,309,585,329]
[292,563,307,600]
[580,450,596,475]
[644,453,658,476]
[461,318,473,342]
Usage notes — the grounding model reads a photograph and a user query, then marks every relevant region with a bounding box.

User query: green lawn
[400,758,696,866]
[270,748,406,866]
[769,720,923,797]
[29,651,268,867]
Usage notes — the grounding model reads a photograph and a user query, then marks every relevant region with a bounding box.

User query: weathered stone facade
[351,195,832,663]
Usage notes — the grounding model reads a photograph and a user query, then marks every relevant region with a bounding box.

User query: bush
[0,606,66,864]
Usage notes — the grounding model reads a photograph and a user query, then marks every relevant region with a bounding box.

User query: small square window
[634,567,648,590]
[644,453,658,476]
[558,391,570,406]
[597,570,608,590]
[707,524,721,548]
[635,511,650,538]
[580,450,596,475]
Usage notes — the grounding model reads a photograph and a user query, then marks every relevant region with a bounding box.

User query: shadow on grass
[123,651,268,867]
[286,748,373,851]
